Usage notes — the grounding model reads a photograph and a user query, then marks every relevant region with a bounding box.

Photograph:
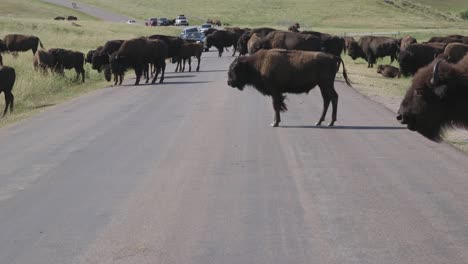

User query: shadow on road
[197,70,228,73]
[281,125,406,130]
[163,75,197,78]
[33,104,56,109]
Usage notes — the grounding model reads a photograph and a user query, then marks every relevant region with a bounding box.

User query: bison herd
[1,25,468,143]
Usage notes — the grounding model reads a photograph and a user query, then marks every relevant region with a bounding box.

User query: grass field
[0,1,179,127]
[80,0,468,29]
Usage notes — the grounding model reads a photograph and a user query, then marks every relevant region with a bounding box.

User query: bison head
[0,40,7,53]
[347,41,365,61]
[206,35,214,49]
[227,58,251,90]
[398,50,417,77]
[377,65,384,74]
[397,60,455,141]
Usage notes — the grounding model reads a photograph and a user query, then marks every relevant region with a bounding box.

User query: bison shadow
[161,81,211,85]
[163,75,197,79]
[196,69,228,73]
[281,125,406,130]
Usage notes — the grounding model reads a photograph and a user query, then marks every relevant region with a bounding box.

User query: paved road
[1,52,468,264]
[42,0,133,22]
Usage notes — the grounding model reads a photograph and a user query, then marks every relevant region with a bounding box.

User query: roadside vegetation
[0,2,178,127]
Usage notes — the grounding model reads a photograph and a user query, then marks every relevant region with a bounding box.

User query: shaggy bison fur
[0,66,15,116]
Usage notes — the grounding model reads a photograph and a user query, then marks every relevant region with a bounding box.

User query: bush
[460,11,468,20]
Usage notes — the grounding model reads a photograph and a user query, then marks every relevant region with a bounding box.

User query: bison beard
[397,56,468,141]
[227,49,352,127]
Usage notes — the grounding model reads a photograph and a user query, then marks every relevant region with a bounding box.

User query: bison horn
[430,60,443,86]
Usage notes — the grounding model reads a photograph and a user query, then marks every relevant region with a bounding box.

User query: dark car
[145,17,158,26]
[158,17,169,26]
[180,27,208,51]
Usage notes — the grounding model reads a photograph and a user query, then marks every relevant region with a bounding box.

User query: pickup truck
[175,15,189,26]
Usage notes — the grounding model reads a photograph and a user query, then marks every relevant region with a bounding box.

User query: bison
[48,48,85,82]
[66,16,78,21]
[108,52,125,85]
[206,30,241,57]
[91,40,124,72]
[173,41,203,72]
[0,34,44,55]
[347,36,399,68]
[343,36,355,54]
[399,35,417,52]
[250,31,321,54]
[247,33,262,54]
[54,16,65,20]
[377,65,400,78]
[426,36,463,45]
[110,37,168,85]
[0,66,15,116]
[441,43,468,63]
[288,23,300,32]
[33,49,57,74]
[398,43,444,77]
[397,56,468,141]
[236,27,276,56]
[227,49,352,127]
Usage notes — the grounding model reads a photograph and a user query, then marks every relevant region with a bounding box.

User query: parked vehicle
[158,17,169,26]
[175,15,189,26]
[180,27,208,51]
[127,19,136,24]
[199,23,213,34]
[145,18,158,26]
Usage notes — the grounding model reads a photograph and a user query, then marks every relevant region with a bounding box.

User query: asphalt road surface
[1,52,468,264]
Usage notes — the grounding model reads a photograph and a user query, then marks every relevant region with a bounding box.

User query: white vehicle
[175,15,189,26]
[199,23,212,34]
[127,19,136,24]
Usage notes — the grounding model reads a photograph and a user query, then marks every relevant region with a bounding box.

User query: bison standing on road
[0,66,15,116]
[0,34,44,55]
[397,56,468,141]
[236,27,276,56]
[206,30,241,57]
[250,31,321,54]
[48,48,85,82]
[110,37,168,85]
[398,43,443,76]
[174,41,203,72]
[348,36,399,68]
[227,49,352,127]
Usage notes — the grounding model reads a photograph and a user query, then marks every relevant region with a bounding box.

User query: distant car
[158,17,169,26]
[127,19,136,24]
[145,17,158,26]
[180,27,208,51]
[199,23,213,34]
[175,15,189,26]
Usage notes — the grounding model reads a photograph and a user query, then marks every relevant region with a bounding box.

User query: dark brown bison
[247,33,262,54]
[66,16,78,21]
[397,56,468,141]
[48,48,85,82]
[147,35,183,59]
[288,23,300,32]
[174,42,203,72]
[206,30,241,57]
[108,52,124,85]
[377,65,400,78]
[0,34,44,55]
[203,28,218,37]
[348,36,399,68]
[441,43,468,63]
[399,35,417,52]
[91,40,124,72]
[236,27,276,56]
[227,49,352,127]
[85,46,101,64]
[110,37,168,85]
[421,42,447,51]
[446,35,468,45]
[0,66,15,116]
[250,31,321,54]
[398,43,444,77]
[54,16,65,20]
[33,49,57,74]
[426,36,463,45]
[343,36,355,54]
[300,31,345,56]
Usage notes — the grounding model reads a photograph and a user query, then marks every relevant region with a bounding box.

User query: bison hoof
[315,121,323,126]
[270,122,279,127]
[328,122,335,127]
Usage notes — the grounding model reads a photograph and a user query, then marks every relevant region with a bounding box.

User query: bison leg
[2,91,12,117]
[188,57,192,72]
[316,87,331,126]
[271,93,285,127]
[196,55,200,72]
[144,64,150,84]
[134,66,143,85]
[217,47,222,57]
[232,46,237,57]
[159,60,166,84]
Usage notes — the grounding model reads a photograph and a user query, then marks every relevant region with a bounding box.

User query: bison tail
[337,57,352,87]
[39,39,44,49]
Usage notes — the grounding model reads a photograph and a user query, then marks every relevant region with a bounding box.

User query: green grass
[80,0,468,29]
[0,0,180,127]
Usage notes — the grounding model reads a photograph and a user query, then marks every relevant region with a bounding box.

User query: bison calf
[227,49,352,127]
[397,55,468,141]
[49,48,85,82]
[174,42,203,72]
[33,49,57,74]
[377,65,400,78]
[0,66,15,116]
